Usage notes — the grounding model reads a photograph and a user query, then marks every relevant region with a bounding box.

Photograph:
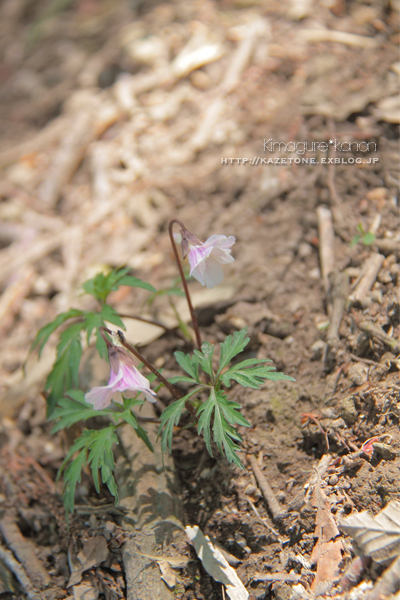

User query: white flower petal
[85,386,114,410]
[142,389,157,403]
[203,234,236,249]
[188,244,212,275]
[191,260,207,285]
[210,247,234,264]
[203,257,224,289]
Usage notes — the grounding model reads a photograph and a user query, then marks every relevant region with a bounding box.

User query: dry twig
[0,544,40,600]
[349,253,385,305]
[248,455,286,521]
[317,206,335,296]
[0,512,51,591]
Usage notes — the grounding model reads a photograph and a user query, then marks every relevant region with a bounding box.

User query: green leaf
[117,275,155,293]
[83,267,155,303]
[62,447,87,514]
[197,390,216,455]
[58,430,93,478]
[217,328,250,374]
[221,358,296,388]
[51,390,113,433]
[362,232,375,246]
[117,406,153,452]
[31,308,84,356]
[83,312,103,344]
[100,304,125,329]
[197,389,248,468]
[45,328,83,416]
[174,351,199,381]
[168,375,199,385]
[159,389,200,453]
[193,342,215,377]
[87,427,119,498]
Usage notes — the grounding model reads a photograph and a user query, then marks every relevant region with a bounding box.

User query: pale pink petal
[202,257,224,288]
[211,247,235,264]
[85,386,114,410]
[188,245,212,275]
[191,259,207,285]
[203,235,236,250]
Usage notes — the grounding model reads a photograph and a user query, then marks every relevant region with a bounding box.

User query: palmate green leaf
[117,275,156,293]
[58,429,93,478]
[31,308,84,356]
[51,390,113,433]
[212,407,244,469]
[174,351,199,381]
[83,267,155,303]
[197,389,248,468]
[221,358,296,389]
[159,389,200,453]
[84,312,103,344]
[87,427,119,499]
[62,448,87,514]
[100,304,125,329]
[59,431,93,514]
[217,328,250,375]
[193,342,214,377]
[46,331,83,416]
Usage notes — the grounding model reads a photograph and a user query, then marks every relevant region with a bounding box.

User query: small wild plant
[32,219,295,514]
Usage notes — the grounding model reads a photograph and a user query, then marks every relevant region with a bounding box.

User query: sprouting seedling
[34,222,295,515]
[351,223,376,247]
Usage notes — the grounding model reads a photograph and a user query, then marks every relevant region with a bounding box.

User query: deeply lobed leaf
[217,328,250,374]
[221,358,296,388]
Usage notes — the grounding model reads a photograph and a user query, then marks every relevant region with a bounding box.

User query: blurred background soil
[0,0,399,599]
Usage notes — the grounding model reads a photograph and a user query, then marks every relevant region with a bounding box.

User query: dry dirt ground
[0,1,399,599]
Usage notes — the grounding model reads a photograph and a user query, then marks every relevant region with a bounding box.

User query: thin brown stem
[168,219,202,350]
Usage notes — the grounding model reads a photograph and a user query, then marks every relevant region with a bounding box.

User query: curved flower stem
[168,219,202,350]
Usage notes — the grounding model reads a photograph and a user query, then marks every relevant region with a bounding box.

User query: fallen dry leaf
[310,483,345,594]
[68,536,109,587]
[339,500,400,564]
[186,525,248,600]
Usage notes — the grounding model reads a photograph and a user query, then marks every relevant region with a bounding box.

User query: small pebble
[370,289,383,303]
[372,442,396,460]
[329,475,339,486]
[311,339,326,360]
[347,362,369,386]
[199,468,211,479]
[340,395,358,425]
[378,269,392,284]
[154,356,165,368]
[298,242,312,258]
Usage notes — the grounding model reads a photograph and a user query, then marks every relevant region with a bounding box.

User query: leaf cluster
[55,389,153,514]
[31,268,155,415]
[161,328,295,468]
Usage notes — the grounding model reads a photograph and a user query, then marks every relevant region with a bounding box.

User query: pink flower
[185,234,236,289]
[85,346,156,410]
